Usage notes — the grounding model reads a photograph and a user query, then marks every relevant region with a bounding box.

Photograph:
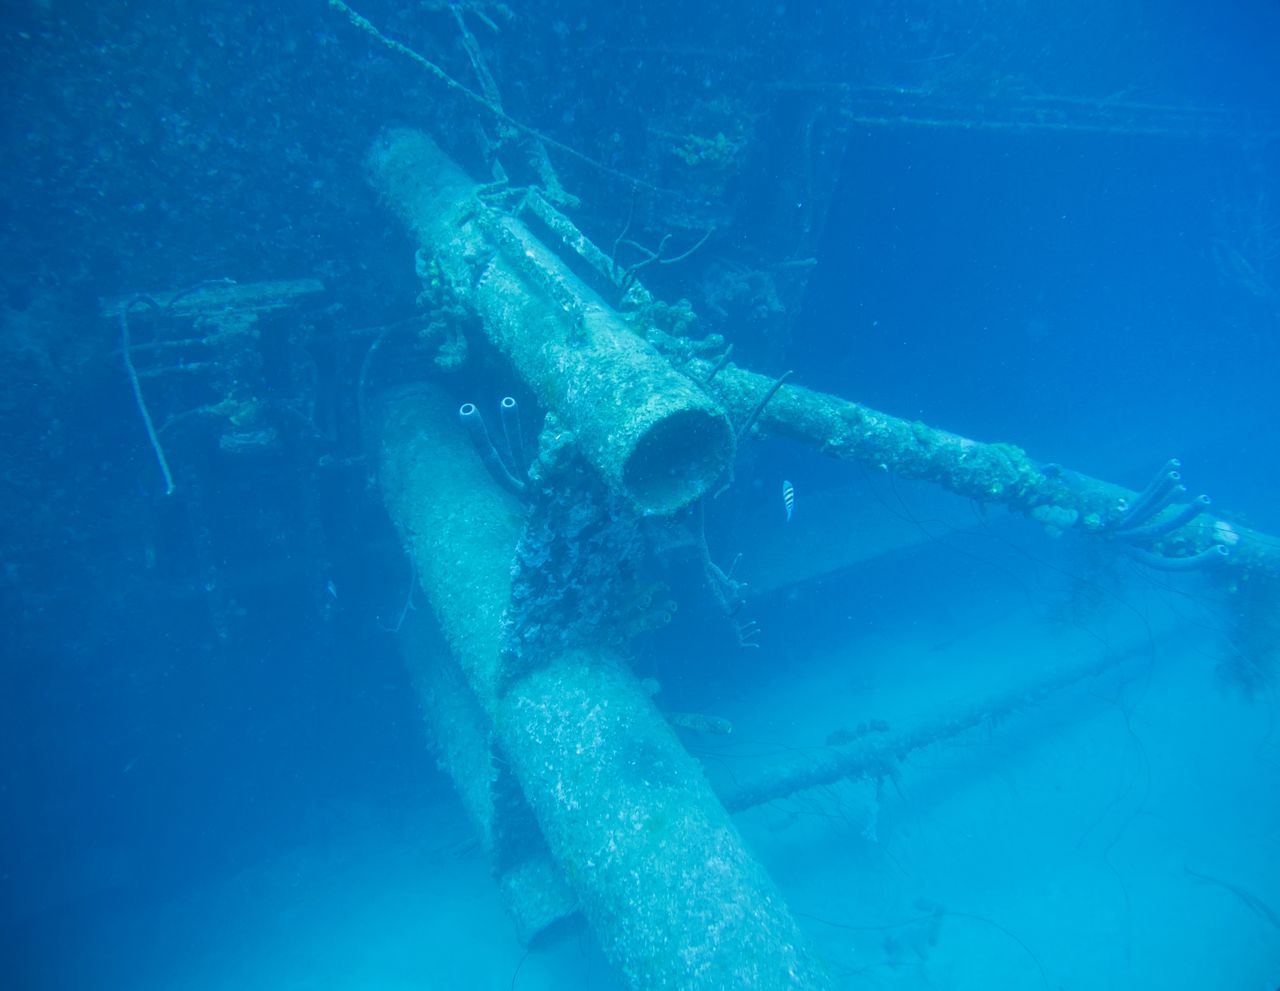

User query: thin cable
[120,298,175,496]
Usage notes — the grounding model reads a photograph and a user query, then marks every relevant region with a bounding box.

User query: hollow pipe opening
[620,406,735,515]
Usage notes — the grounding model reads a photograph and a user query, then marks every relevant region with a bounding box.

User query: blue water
[3,2,1279,988]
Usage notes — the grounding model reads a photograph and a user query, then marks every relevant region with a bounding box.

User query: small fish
[325,579,339,600]
[782,479,795,523]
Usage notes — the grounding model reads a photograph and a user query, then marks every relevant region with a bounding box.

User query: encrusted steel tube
[691,358,1276,574]
[368,128,734,515]
[374,383,828,991]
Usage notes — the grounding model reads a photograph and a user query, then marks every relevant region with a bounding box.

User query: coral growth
[499,417,670,687]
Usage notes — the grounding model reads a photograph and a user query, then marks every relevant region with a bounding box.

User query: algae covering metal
[373,384,828,991]
[368,128,735,515]
[694,359,1272,574]
[498,652,827,990]
[375,384,524,704]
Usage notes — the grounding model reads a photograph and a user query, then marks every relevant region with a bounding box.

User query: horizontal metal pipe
[691,359,1275,575]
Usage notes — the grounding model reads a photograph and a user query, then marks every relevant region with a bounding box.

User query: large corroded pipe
[395,611,578,942]
[368,128,734,515]
[374,383,828,991]
[377,385,575,939]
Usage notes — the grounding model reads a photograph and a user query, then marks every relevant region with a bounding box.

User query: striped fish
[782,479,795,523]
